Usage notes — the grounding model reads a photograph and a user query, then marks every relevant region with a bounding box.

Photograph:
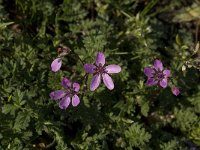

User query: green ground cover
[0,0,200,149]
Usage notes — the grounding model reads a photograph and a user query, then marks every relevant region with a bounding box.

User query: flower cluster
[50,51,121,109]
[50,49,181,110]
[144,59,180,96]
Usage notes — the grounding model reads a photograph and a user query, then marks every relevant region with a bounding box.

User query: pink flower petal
[90,74,101,91]
[73,83,80,92]
[61,78,71,89]
[59,96,71,109]
[160,78,168,88]
[154,59,163,71]
[96,52,105,66]
[144,67,154,77]
[163,69,171,78]
[51,58,62,72]
[50,90,65,100]
[146,78,157,86]
[172,86,180,96]
[105,65,121,74]
[84,64,96,74]
[102,73,114,90]
[72,94,80,107]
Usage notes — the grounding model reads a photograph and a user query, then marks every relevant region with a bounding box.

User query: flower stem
[71,51,84,65]
[81,73,88,99]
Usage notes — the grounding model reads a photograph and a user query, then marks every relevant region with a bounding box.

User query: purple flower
[84,52,121,91]
[51,58,62,72]
[144,59,171,88]
[50,78,80,109]
[172,86,180,96]
[51,46,71,72]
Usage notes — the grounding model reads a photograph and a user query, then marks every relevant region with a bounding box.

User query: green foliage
[124,123,151,148]
[172,108,198,132]
[159,140,178,150]
[14,111,31,131]
[0,22,14,30]
[0,0,200,149]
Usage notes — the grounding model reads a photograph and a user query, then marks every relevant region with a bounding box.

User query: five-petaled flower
[144,59,171,88]
[172,86,180,96]
[84,52,121,91]
[50,78,80,109]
